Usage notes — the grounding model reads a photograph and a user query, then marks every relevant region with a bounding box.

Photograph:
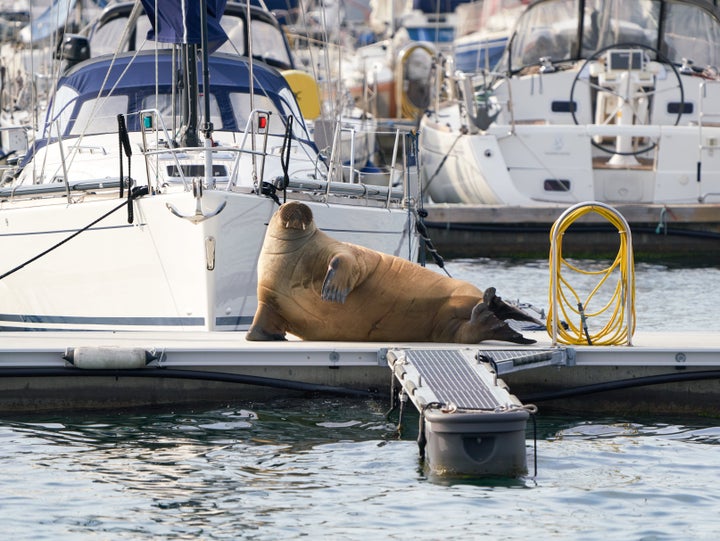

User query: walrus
[246,201,543,344]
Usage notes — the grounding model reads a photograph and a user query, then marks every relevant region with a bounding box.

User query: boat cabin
[78,1,295,71]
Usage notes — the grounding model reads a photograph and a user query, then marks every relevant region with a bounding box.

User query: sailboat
[419,0,720,206]
[0,0,420,332]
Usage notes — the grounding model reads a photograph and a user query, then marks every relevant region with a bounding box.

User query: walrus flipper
[246,327,287,341]
[321,254,357,303]
[246,305,288,341]
[483,287,545,326]
[467,301,536,345]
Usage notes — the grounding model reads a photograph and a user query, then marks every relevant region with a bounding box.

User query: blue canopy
[139,0,228,53]
[254,0,299,10]
[412,0,474,14]
[59,51,283,95]
[32,49,312,147]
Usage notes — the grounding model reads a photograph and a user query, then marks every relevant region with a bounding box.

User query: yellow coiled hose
[547,202,636,346]
[396,43,436,120]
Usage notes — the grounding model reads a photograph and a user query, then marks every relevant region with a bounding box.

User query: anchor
[166,178,227,224]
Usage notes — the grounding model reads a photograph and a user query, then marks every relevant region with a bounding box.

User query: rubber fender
[282,69,322,120]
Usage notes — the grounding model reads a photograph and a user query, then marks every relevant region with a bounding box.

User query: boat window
[277,86,312,141]
[218,17,246,55]
[509,0,579,69]
[250,19,293,67]
[141,93,223,131]
[89,15,162,55]
[663,2,720,68]
[205,13,292,66]
[90,17,130,56]
[589,0,660,53]
[43,85,79,138]
[135,17,157,51]
[229,93,283,132]
[508,0,680,71]
[69,95,129,136]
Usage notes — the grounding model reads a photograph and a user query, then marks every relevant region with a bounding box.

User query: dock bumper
[388,348,544,477]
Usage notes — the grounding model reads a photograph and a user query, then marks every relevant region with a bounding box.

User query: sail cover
[139,0,228,52]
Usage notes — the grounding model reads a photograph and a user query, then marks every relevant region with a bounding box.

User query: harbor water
[2,259,720,540]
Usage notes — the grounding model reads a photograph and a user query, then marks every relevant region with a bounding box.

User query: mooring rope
[547,202,636,346]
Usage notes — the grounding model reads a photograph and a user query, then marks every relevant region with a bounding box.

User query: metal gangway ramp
[387,347,560,477]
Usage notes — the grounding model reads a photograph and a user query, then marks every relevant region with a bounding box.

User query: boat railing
[0,179,122,199]
[280,177,406,202]
[321,118,418,207]
[138,108,273,192]
[132,104,418,207]
[138,108,192,191]
[279,127,415,207]
[328,123,373,185]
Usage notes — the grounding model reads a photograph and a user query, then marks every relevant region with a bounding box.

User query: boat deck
[1,330,719,413]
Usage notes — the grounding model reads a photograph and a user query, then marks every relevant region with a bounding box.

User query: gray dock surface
[1,330,719,413]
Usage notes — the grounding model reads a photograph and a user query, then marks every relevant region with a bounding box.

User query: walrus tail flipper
[464,301,536,345]
[483,287,545,326]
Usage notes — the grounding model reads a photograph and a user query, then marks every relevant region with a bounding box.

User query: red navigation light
[258,116,267,130]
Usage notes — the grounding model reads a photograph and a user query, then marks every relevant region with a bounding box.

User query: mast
[140,0,228,148]
[181,43,200,147]
[200,0,213,142]
[200,0,214,190]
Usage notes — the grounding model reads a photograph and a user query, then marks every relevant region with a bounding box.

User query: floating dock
[422,203,720,262]
[2,330,720,477]
[1,330,719,413]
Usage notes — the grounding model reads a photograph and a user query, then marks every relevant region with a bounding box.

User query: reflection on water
[1,260,719,540]
[1,402,720,540]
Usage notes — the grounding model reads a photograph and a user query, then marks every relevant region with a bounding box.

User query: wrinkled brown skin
[246,201,540,344]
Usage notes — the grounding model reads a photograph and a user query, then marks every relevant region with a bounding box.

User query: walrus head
[273,201,316,235]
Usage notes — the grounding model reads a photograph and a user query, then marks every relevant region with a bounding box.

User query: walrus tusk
[285,221,306,230]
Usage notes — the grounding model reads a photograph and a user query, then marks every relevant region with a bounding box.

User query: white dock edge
[387,348,542,477]
[1,330,719,414]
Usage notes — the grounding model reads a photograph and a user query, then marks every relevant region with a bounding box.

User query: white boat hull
[421,114,720,205]
[0,190,416,332]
